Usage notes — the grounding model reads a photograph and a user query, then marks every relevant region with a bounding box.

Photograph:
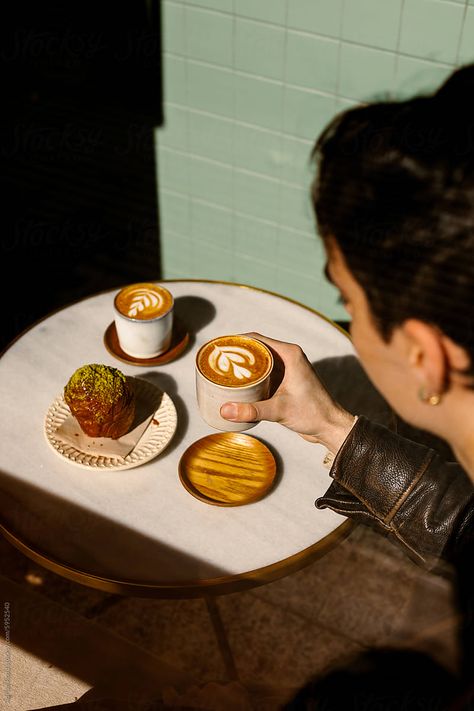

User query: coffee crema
[197,336,272,387]
[115,283,173,320]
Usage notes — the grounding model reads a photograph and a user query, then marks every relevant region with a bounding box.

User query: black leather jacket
[315,416,474,703]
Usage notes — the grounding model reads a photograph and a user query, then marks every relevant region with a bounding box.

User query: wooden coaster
[103,317,189,366]
[178,432,276,506]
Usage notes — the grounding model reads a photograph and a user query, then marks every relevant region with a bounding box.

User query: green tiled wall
[156,0,474,320]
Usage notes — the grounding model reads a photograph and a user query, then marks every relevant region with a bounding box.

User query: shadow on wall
[1,0,163,352]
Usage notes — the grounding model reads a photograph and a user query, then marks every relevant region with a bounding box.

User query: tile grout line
[454,0,470,65]
[165,102,315,145]
[230,0,237,282]
[392,0,407,98]
[164,0,467,35]
[164,35,457,74]
[334,0,346,104]
[159,144,314,192]
[276,0,291,270]
[163,52,456,103]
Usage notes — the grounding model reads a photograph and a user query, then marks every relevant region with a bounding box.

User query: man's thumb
[220,401,262,423]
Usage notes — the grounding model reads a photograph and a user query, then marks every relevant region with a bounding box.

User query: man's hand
[220,332,356,453]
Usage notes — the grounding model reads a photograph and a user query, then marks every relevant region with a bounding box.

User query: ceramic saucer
[45,378,177,470]
[103,317,189,366]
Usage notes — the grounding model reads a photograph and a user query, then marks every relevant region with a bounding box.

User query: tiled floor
[0,518,459,710]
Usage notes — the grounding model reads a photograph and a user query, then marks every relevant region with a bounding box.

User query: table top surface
[0,280,357,596]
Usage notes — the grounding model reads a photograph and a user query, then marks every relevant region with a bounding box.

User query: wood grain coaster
[178,432,276,506]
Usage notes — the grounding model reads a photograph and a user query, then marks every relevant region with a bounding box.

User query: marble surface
[0,281,359,588]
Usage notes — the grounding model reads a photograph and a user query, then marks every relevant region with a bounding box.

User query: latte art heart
[197,336,272,387]
[208,345,255,381]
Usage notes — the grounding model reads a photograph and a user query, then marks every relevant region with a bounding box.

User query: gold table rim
[0,278,353,598]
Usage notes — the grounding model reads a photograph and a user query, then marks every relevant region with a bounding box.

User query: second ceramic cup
[114,282,174,359]
[195,334,273,431]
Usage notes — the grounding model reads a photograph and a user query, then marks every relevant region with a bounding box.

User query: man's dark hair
[311,64,474,373]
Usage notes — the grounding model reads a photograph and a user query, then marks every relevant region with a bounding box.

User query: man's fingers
[220,402,259,422]
[242,332,296,353]
[220,399,279,423]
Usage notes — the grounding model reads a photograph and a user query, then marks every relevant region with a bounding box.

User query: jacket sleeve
[315,416,474,568]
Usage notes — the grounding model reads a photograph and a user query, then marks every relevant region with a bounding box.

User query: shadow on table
[173,295,217,351]
[0,461,348,706]
[255,435,285,496]
[313,354,394,429]
[134,371,189,456]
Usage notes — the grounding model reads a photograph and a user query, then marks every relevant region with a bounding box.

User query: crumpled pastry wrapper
[54,385,156,458]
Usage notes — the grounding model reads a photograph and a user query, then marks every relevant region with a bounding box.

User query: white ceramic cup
[195,335,273,432]
[113,282,174,359]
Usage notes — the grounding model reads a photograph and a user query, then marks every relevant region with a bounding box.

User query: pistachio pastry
[64,364,135,439]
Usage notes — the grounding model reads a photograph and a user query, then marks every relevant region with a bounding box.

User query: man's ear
[401,319,471,390]
[401,319,448,392]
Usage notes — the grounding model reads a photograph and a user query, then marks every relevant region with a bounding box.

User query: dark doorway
[1,0,163,351]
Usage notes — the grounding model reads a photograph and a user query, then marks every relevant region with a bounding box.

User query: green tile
[235,74,283,131]
[191,244,234,280]
[185,7,233,67]
[157,147,190,193]
[190,200,232,249]
[187,62,234,118]
[185,0,233,12]
[286,32,338,93]
[234,123,280,177]
[278,266,347,320]
[235,19,286,81]
[339,43,396,101]
[163,267,190,278]
[188,111,233,164]
[188,155,233,209]
[162,1,185,55]
[158,190,190,236]
[277,227,322,276]
[342,0,402,51]
[279,136,314,187]
[234,214,279,261]
[276,267,322,311]
[234,171,280,222]
[233,254,277,292]
[279,184,315,234]
[336,97,362,112]
[234,0,286,25]
[399,0,464,64]
[163,54,187,104]
[287,0,344,38]
[156,105,187,150]
[458,7,474,66]
[161,232,192,275]
[283,87,337,141]
[394,56,453,100]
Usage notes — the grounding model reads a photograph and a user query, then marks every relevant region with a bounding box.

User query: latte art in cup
[195,335,273,431]
[113,283,174,359]
[197,336,272,388]
[115,283,173,321]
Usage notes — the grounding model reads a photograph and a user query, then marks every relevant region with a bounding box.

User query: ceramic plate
[44,378,177,470]
[178,432,276,506]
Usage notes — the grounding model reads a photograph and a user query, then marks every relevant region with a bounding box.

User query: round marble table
[0,280,356,598]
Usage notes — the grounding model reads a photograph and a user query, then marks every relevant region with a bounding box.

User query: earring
[418,386,442,406]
